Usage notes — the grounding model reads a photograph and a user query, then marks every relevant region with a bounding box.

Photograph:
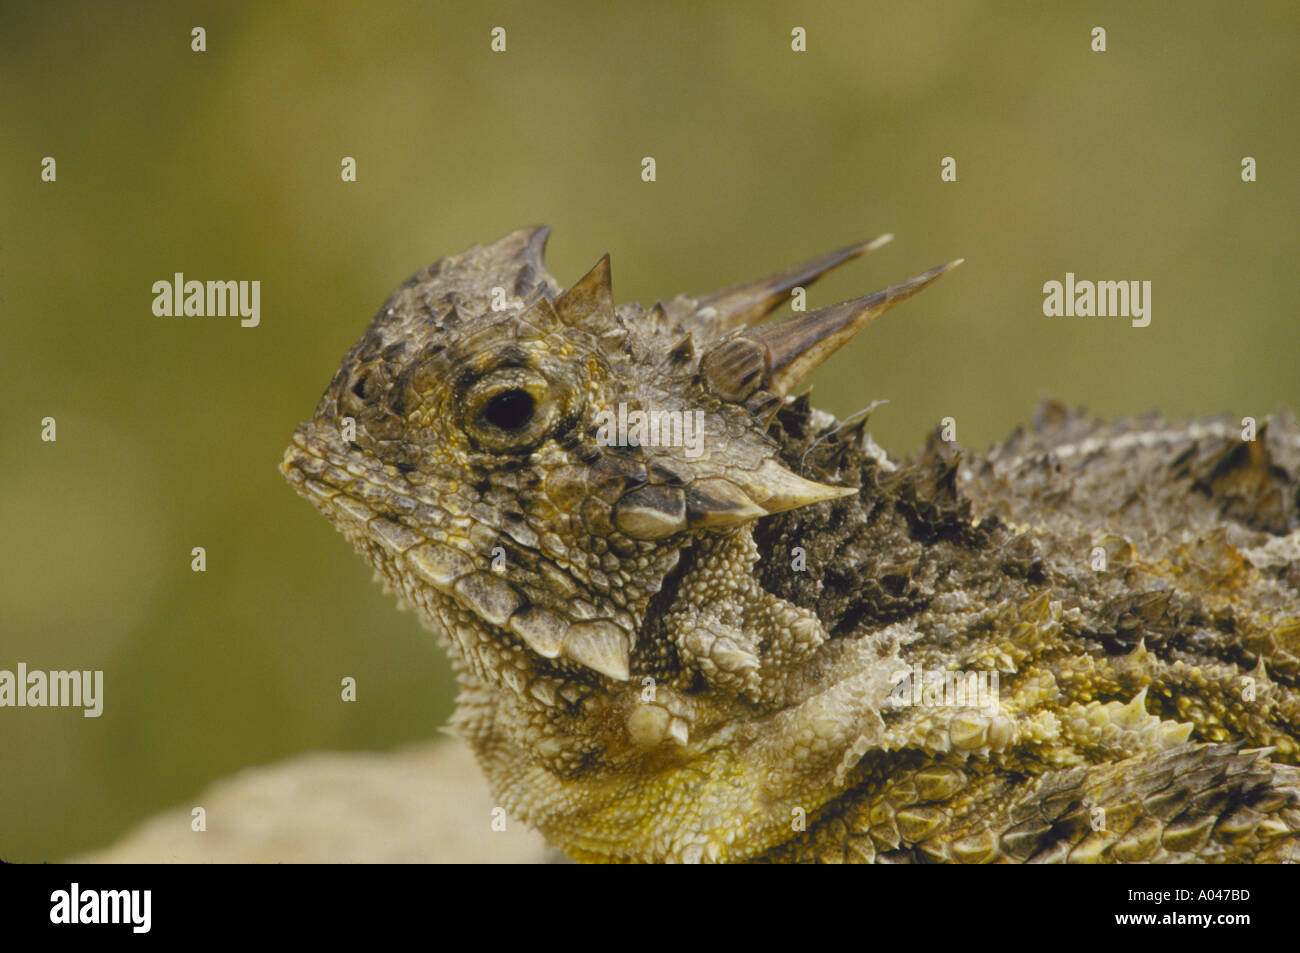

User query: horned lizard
[282,227,1300,863]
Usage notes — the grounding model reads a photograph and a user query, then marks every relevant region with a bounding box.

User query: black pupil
[483,389,535,431]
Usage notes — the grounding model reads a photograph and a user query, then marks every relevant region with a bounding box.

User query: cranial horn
[556,254,615,328]
[691,235,894,337]
[751,259,963,397]
[699,259,963,401]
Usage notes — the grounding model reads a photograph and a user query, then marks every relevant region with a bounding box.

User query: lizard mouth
[281,425,646,684]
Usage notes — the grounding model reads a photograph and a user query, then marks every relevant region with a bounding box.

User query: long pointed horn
[699,259,963,402]
[692,235,894,334]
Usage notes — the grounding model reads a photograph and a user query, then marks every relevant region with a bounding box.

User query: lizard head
[282,226,960,861]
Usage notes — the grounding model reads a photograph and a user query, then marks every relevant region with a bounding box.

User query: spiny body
[282,227,1300,862]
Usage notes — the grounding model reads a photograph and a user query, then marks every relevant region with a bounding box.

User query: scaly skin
[282,227,1300,862]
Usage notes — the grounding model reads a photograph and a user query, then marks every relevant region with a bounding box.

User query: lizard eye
[461,369,559,452]
[482,389,535,431]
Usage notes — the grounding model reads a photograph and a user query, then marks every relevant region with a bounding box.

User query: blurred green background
[1,0,1296,862]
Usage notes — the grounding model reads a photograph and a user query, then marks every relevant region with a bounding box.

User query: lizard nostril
[482,389,535,431]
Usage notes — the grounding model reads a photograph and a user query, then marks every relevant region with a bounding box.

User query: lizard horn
[732,459,858,512]
[693,235,894,334]
[555,254,616,329]
[699,259,963,402]
[612,461,854,540]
